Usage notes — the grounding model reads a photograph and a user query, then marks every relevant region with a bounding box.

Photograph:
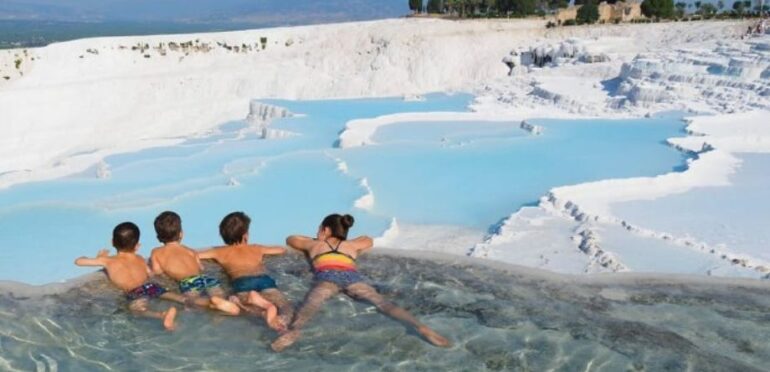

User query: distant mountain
[0,0,409,24]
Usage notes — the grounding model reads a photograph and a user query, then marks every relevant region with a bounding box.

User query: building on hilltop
[554,1,644,24]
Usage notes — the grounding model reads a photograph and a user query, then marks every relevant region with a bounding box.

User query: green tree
[641,0,675,18]
[466,0,484,15]
[700,2,717,16]
[445,0,462,16]
[675,1,687,16]
[548,0,570,9]
[577,0,600,23]
[483,0,498,14]
[732,0,745,14]
[716,0,724,11]
[511,0,539,15]
[409,0,424,12]
[496,0,515,13]
[427,0,443,12]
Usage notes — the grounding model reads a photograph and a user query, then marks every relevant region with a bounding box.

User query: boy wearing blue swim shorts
[199,211,293,331]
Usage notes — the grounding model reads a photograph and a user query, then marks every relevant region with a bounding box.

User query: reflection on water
[1,252,768,371]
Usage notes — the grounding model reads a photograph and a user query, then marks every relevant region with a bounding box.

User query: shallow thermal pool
[0,94,689,284]
[1,252,769,371]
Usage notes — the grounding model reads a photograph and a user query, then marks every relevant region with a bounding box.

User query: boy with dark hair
[149,211,240,316]
[75,222,182,331]
[199,211,293,331]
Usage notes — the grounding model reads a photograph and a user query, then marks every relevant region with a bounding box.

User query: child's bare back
[150,243,201,281]
[150,211,239,316]
[199,212,294,331]
[202,243,271,278]
[74,222,181,331]
[98,250,154,291]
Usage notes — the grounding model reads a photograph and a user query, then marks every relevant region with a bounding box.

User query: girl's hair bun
[341,214,355,228]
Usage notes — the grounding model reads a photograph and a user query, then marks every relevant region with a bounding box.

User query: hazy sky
[0,0,410,24]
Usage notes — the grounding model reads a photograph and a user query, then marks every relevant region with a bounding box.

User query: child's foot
[228,295,243,306]
[245,291,282,330]
[267,309,286,333]
[163,307,178,331]
[417,326,450,347]
[211,296,241,316]
[271,330,300,352]
[277,314,292,332]
[228,295,262,316]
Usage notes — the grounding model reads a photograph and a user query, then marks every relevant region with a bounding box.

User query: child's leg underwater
[230,292,282,331]
[206,287,241,316]
[260,288,294,326]
[129,298,178,331]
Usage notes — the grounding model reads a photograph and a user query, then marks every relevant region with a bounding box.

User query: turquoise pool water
[0,94,689,284]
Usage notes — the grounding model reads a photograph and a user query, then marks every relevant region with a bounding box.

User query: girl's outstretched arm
[259,245,288,256]
[348,236,374,253]
[286,235,314,252]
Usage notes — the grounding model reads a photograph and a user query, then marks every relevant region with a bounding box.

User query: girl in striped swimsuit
[271,213,450,352]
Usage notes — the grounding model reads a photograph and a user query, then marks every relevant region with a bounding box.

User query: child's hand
[97,249,109,258]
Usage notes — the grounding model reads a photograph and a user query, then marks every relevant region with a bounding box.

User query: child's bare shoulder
[100,255,118,264]
[109,253,144,267]
[181,244,198,253]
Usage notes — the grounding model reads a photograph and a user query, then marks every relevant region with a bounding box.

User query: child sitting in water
[149,211,240,316]
[198,212,293,331]
[74,222,182,331]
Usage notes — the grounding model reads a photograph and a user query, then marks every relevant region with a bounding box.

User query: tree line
[409,0,570,17]
[642,0,768,19]
[410,0,769,21]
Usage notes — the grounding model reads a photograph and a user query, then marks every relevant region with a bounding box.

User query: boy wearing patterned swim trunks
[198,212,293,331]
[149,211,240,316]
[75,222,183,331]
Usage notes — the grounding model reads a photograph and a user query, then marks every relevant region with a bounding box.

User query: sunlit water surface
[0,253,768,371]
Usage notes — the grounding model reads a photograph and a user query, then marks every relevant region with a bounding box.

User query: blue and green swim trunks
[179,274,221,294]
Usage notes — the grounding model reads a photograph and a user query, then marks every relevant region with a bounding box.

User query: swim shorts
[179,274,221,294]
[126,282,167,300]
[231,275,278,293]
[314,270,365,288]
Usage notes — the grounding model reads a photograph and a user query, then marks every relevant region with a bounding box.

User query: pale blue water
[0,94,689,284]
[0,253,768,371]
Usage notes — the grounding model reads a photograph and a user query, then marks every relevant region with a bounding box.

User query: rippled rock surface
[1,252,768,370]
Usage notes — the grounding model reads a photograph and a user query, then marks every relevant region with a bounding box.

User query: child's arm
[258,245,287,256]
[194,252,205,271]
[285,235,314,252]
[348,236,374,253]
[149,250,165,275]
[197,247,219,261]
[74,249,110,267]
